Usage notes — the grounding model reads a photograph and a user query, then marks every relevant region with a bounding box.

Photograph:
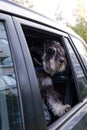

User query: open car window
[20,25,79,126]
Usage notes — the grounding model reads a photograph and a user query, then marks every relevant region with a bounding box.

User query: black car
[0,0,87,130]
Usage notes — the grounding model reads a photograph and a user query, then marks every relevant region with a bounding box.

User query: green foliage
[68,19,87,43]
[79,81,87,100]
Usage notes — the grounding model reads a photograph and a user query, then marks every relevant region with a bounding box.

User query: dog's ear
[53,41,61,47]
[53,41,60,45]
[53,41,65,55]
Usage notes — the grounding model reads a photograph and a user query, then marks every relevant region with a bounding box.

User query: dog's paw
[63,104,71,113]
[50,103,71,117]
[57,105,71,117]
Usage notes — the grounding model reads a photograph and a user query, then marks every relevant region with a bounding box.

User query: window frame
[0,13,35,130]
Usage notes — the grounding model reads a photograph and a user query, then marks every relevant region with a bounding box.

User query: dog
[32,40,71,124]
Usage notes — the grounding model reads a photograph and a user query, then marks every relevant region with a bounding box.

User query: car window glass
[0,22,22,130]
[71,37,87,70]
[64,38,87,100]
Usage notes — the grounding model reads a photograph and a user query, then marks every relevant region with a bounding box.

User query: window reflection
[65,38,87,100]
[0,22,22,130]
[71,37,87,70]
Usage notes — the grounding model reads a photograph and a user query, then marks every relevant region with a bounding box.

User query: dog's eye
[59,57,64,63]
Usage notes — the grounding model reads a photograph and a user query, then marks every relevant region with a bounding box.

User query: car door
[0,13,39,130]
[12,16,87,130]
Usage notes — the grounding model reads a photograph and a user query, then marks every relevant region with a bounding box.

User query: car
[0,0,87,130]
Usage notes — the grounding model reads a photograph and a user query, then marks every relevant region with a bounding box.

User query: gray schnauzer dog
[35,40,71,122]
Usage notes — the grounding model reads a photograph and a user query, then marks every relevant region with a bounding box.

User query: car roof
[0,0,84,42]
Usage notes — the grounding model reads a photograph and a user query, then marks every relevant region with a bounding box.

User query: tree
[55,5,64,21]
[68,0,87,43]
[55,4,66,24]
[11,0,33,8]
[69,19,87,43]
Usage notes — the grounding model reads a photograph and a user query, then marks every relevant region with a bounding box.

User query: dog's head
[42,40,67,75]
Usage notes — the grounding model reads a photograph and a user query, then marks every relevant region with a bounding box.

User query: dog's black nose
[59,58,64,63]
[46,48,55,55]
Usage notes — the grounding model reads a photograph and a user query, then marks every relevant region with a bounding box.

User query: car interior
[21,25,79,126]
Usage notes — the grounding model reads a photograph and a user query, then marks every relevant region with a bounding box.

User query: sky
[30,0,87,25]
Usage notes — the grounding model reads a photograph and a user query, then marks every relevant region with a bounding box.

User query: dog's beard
[43,57,66,76]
